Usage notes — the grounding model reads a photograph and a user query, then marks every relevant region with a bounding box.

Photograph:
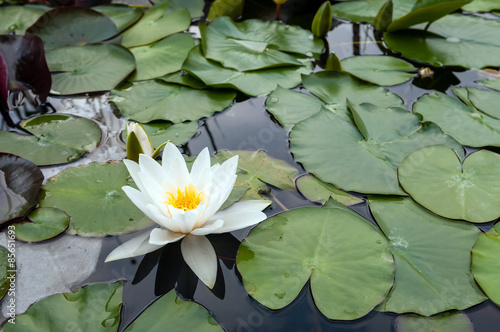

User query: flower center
[166,183,204,211]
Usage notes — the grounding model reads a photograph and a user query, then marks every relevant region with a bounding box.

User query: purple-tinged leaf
[0,153,43,225]
[0,35,51,103]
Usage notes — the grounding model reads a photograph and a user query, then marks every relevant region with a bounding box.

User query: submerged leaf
[396,311,474,332]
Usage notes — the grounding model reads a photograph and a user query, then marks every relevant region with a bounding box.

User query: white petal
[181,235,218,289]
[122,186,157,222]
[169,203,203,233]
[145,204,179,231]
[190,219,224,236]
[162,142,184,173]
[139,154,169,184]
[210,174,238,215]
[137,169,164,203]
[149,228,185,245]
[105,231,162,262]
[168,157,192,188]
[123,159,146,193]
[211,200,271,233]
[190,147,211,185]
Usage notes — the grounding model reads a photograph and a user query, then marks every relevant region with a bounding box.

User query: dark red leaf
[0,35,52,103]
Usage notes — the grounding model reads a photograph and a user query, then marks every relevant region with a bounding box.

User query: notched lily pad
[237,206,394,320]
[296,174,363,206]
[110,80,235,123]
[124,288,222,331]
[398,145,500,223]
[0,114,101,166]
[39,162,154,236]
[369,196,486,316]
[0,153,43,224]
[94,4,143,32]
[13,207,69,243]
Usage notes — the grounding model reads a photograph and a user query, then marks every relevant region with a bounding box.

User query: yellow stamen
[165,184,204,211]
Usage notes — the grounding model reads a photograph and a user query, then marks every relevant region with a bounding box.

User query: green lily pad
[399,145,500,223]
[463,0,500,12]
[471,222,500,306]
[414,90,500,147]
[396,312,474,332]
[94,5,143,32]
[477,76,500,91]
[120,3,191,48]
[0,153,43,224]
[236,206,394,320]
[168,0,205,18]
[1,282,123,332]
[454,87,500,120]
[39,162,154,236]
[296,174,363,206]
[0,4,50,35]
[0,245,12,302]
[124,289,222,331]
[121,121,198,147]
[110,80,235,123]
[13,207,69,243]
[183,46,313,96]
[289,101,462,195]
[200,16,323,71]
[340,55,416,86]
[129,33,195,81]
[369,196,486,316]
[26,7,120,52]
[387,0,471,32]
[0,114,101,166]
[47,44,135,95]
[207,0,244,21]
[160,71,207,89]
[384,14,500,69]
[330,0,386,24]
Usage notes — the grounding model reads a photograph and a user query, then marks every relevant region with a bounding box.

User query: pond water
[2,2,500,331]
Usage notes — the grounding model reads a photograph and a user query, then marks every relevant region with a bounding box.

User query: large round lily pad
[472,222,500,306]
[398,145,500,223]
[0,114,101,166]
[0,4,49,35]
[39,162,154,236]
[384,14,500,69]
[369,196,486,316]
[94,4,143,32]
[2,282,123,332]
[396,312,474,332]
[46,44,135,95]
[14,207,69,243]
[236,206,394,320]
[183,46,312,96]
[124,289,222,331]
[26,7,120,51]
[129,33,195,81]
[200,16,323,71]
[0,153,43,224]
[413,91,500,147]
[290,101,462,195]
[110,80,235,123]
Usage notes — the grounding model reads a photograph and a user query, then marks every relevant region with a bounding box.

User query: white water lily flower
[105,142,271,288]
[126,122,154,157]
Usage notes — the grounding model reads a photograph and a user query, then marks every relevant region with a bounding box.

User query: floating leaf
[26,7,120,51]
[369,196,486,316]
[0,114,101,166]
[124,289,222,331]
[462,0,500,12]
[0,153,43,224]
[129,33,195,81]
[396,312,474,332]
[454,87,500,119]
[120,3,191,48]
[340,55,415,86]
[1,282,123,332]
[168,0,205,18]
[110,80,235,123]
[183,46,312,96]
[472,222,500,306]
[413,91,500,147]
[399,145,500,223]
[160,71,207,89]
[121,121,198,147]
[47,44,135,95]
[290,101,462,195]
[13,207,69,243]
[94,4,143,32]
[330,0,386,24]
[0,34,51,103]
[0,246,12,302]
[200,16,323,71]
[207,0,244,21]
[39,162,154,236]
[237,206,394,320]
[477,76,500,91]
[384,14,500,69]
[296,174,363,206]
[0,4,49,35]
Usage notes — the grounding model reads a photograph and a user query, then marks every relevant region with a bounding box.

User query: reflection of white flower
[106,142,271,288]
